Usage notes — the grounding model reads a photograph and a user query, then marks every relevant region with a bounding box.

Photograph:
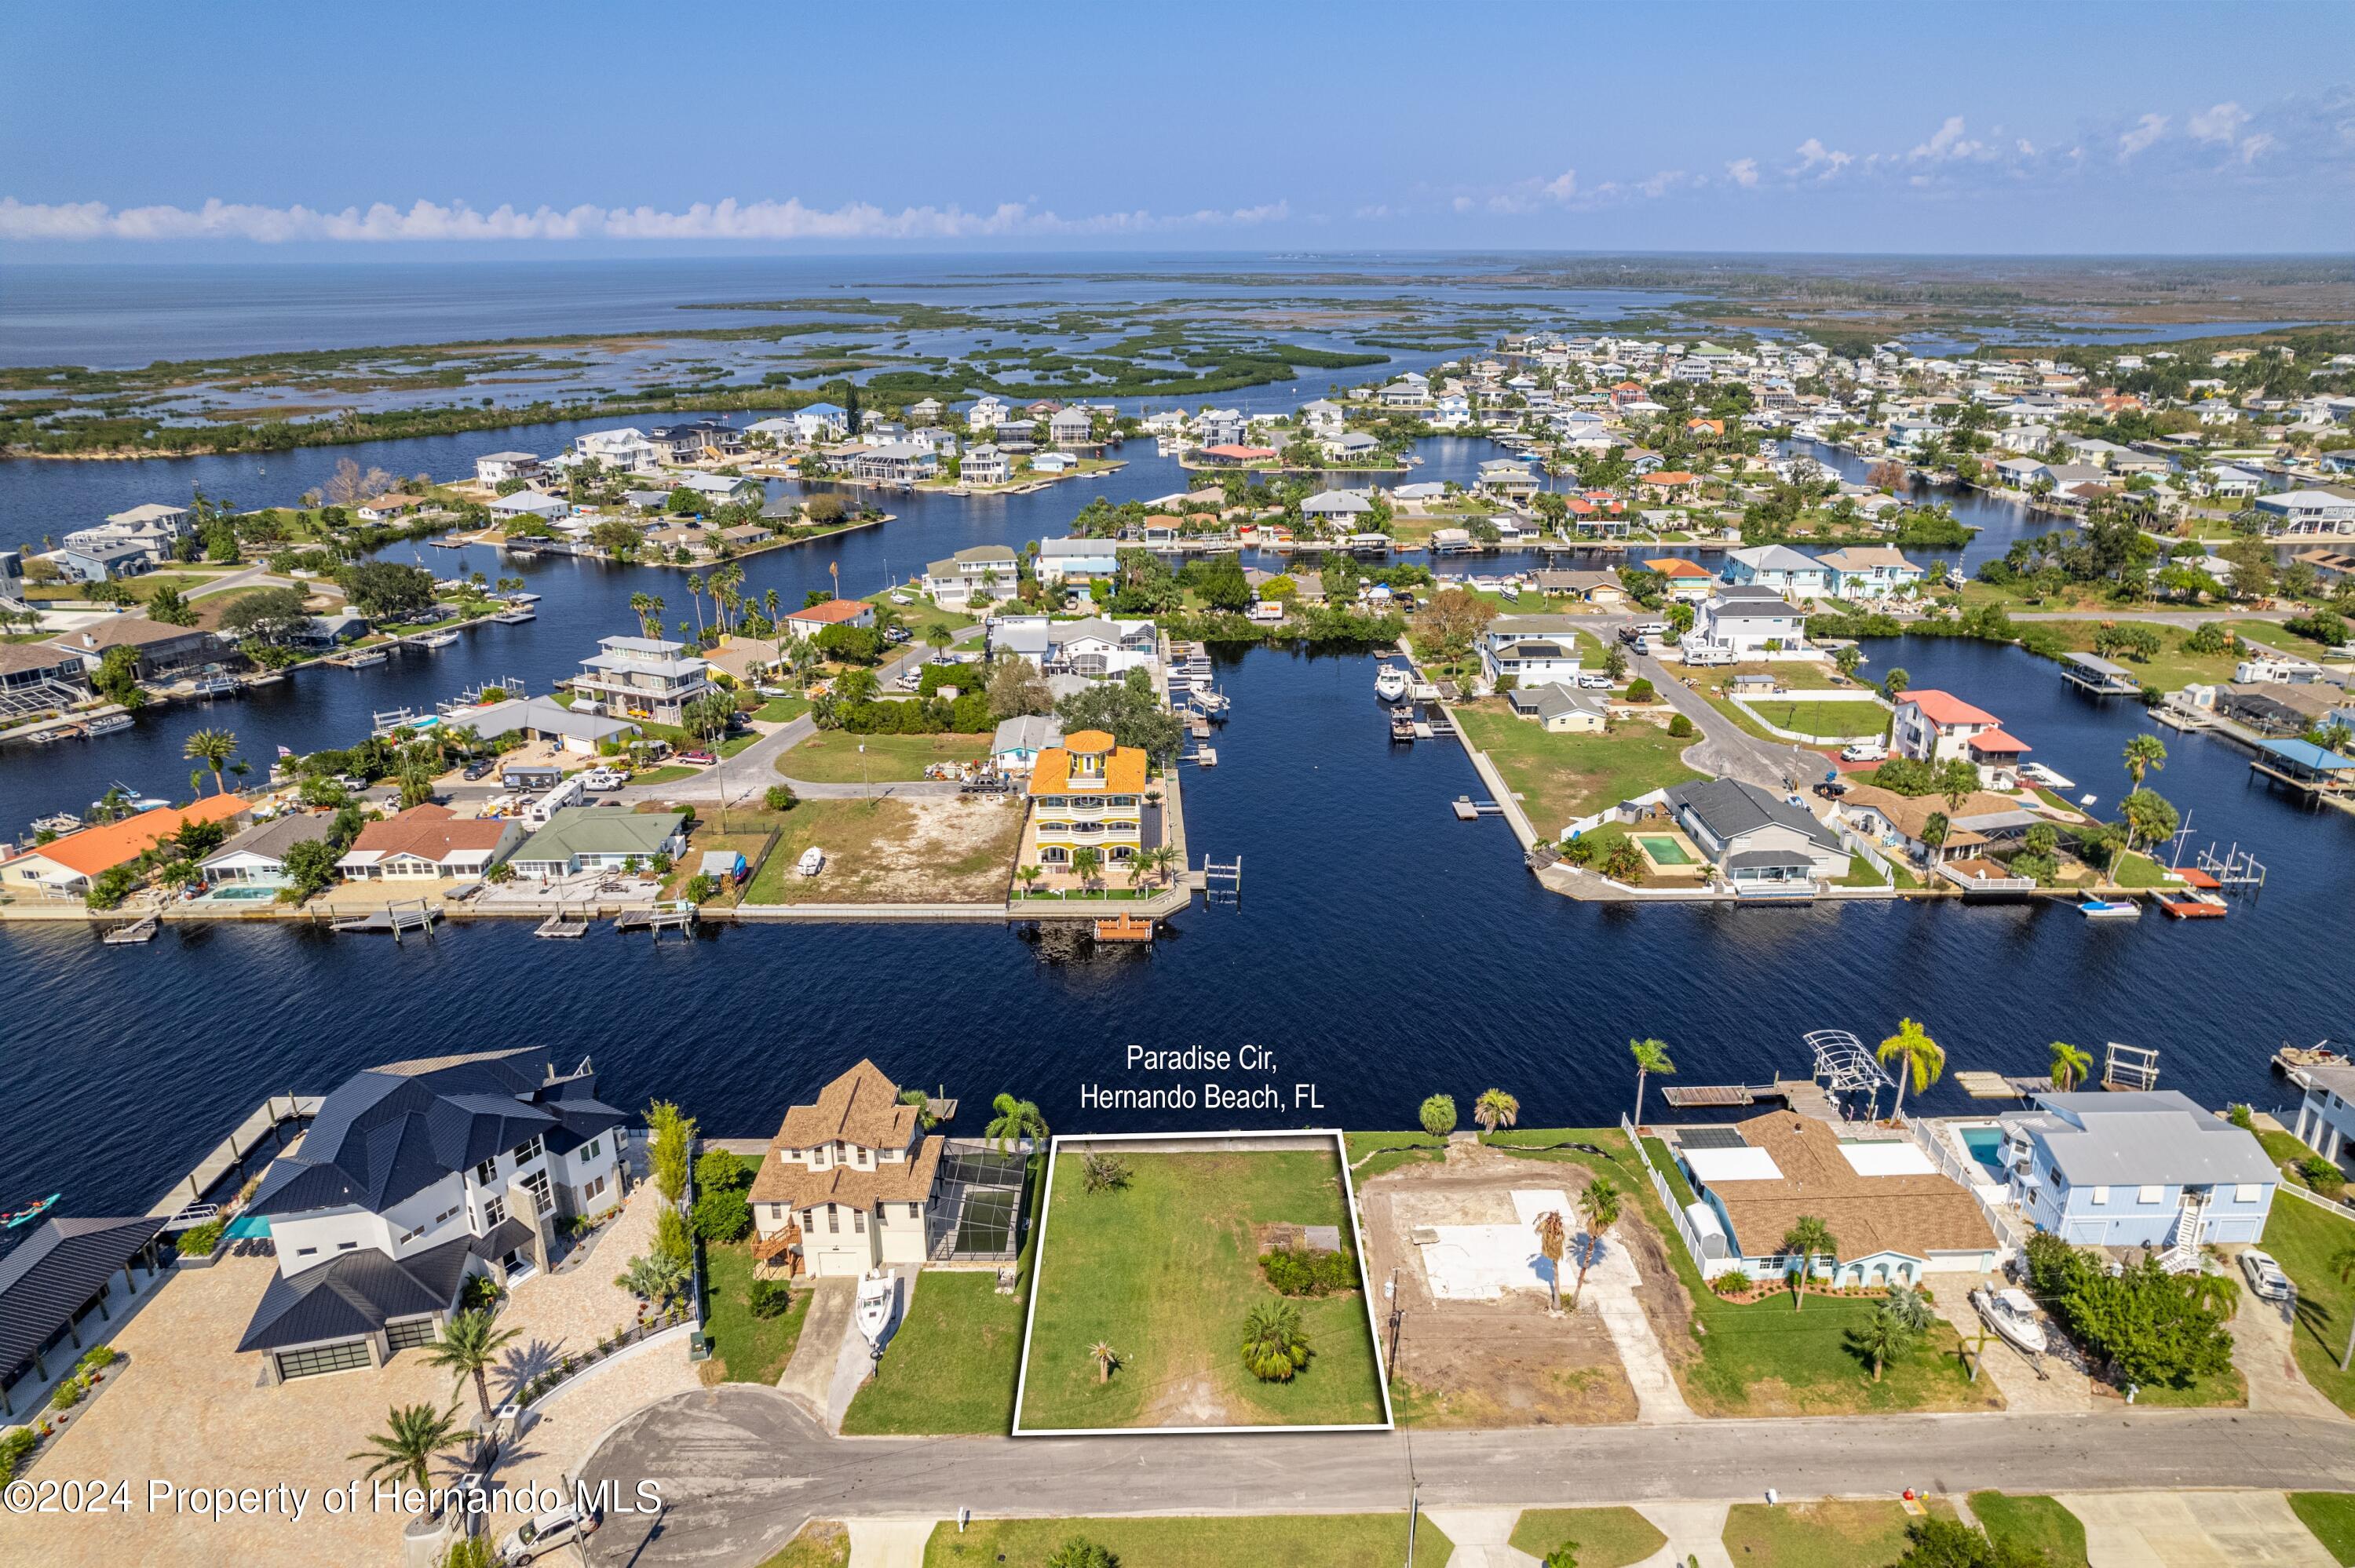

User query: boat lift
[1803,1028,1897,1122]
[1200,854,1242,907]
[2102,1042,2161,1093]
[2195,841,2266,892]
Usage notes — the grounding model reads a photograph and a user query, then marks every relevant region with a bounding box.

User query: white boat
[853,1269,897,1349]
[2076,896,2141,920]
[414,630,461,648]
[345,648,389,667]
[1971,1286,2048,1358]
[797,847,825,877]
[85,713,134,735]
[1373,665,1409,702]
[491,607,536,624]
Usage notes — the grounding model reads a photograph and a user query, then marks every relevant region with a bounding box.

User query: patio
[1011,799,1168,897]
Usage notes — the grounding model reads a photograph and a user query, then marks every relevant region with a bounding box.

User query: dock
[534,907,591,938]
[2059,651,2144,698]
[101,913,160,944]
[614,899,697,938]
[1657,1078,1838,1118]
[1953,1070,2050,1099]
[1094,914,1156,943]
[330,901,440,939]
[148,1095,321,1217]
[1451,795,1502,820]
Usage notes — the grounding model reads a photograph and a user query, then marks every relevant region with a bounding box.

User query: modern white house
[749,1060,946,1279]
[988,614,1159,680]
[1035,536,1121,587]
[473,451,542,487]
[572,634,715,725]
[1685,587,1810,658]
[2288,1063,2355,1176]
[1478,614,1592,688]
[1995,1091,2276,1251]
[959,443,1010,487]
[236,1048,626,1384]
[2254,489,2355,535]
[924,545,1020,610]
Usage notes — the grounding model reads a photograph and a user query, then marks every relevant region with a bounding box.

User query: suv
[2239,1248,2292,1302]
[581,768,626,793]
[499,1501,600,1564]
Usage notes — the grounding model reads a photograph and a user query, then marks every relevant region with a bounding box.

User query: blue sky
[4,2,2350,258]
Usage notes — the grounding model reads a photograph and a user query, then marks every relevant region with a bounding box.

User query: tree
[1629,1037,1674,1125]
[1419,1093,1458,1138]
[1045,1537,1119,1568]
[183,728,237,794]
[1833,644,1863,679]
[342,561,436,619]
[1240,1299,1313,1382]
[1921,811,1950,866]
[986,655,1054,720]
[590,519,644,560]
[1877,1018,1945,1124]
[93,645,145,707]
[1069,844,1102,892]
[219,585,316,644]
[1572,1176,1622,1309]
[349,1402,464,1500]
[1936,757,1981,815]
[2123,733,2167,789]
[1533,1209,1568,1313]
[1410,588,1496,664]
[986,1092,1047,1151]
[1054,669,1184,760]
[1473,1088,1520,1135]
[691,1184,752,1242]
[681,690,736,746]
[1779,1216,1838,1310]
[2120,788,2178,859]
[1089,1341,1121,1385]
[1882,666,1911,704]
[1850,1297,1922,1383]
[1081,1152,1130,1194]
[423,1310,520,1423]
[614,1251,690,1309]
[145,584,197,626]
[2048,1041,2092,1092]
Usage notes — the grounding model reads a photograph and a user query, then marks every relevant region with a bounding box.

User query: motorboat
[2076,896,2141,920]
[491,606,536,624]
[414,630,462,649]
[1970,1285,2048,1358]
[85,713,134,736]
[1373,665,1409,702]
[797,847,826,877]
[345,648,390,667]
[854,1269,898,1351]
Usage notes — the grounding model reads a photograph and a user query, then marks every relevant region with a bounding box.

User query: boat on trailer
[1971,1286,2048,1358]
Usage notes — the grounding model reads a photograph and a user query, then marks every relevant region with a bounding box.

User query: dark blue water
[6,629,2350,1218]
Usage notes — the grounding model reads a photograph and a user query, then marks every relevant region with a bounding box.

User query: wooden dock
[1094,914,1156,943]
[1954,1070,2049,1099]
[1659,1078,1840,1121]
[1452,796,1502,820]
[148,1095,322,1217]
[102,913,160,944]
[330,901,440,939]
[615,900,697,938]
[535,908,590,938]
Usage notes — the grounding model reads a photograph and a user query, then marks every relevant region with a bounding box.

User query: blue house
[1722,545,1830,596]
[1997,1091,2275,1252]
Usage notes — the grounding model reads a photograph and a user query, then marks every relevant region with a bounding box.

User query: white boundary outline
[1010,1126,1395,1436]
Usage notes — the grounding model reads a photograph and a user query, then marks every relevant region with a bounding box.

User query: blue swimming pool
[1960,1125,2006,1179]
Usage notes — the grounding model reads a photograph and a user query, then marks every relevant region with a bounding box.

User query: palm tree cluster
[1240,1299,1313,1382]
[987,1092,1047,1152]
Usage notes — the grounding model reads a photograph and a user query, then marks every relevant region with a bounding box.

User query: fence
[1621,1115,1737,1282]
[1904,1119,2028,1255]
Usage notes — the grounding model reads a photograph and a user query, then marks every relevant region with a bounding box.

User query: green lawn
[1739,698,1889,739]
[633,765,698,786]
[1721,1501,1922,1567]
[1344,1131,1447,1181]
[1835,852,1888,888]
[924,1515,1451,1568]
[1508,1507,1667,1568]
[2262,1192,2355,1416]
[1455,702,1706,837]
[869,591,977,644]
[1017,1147,1386,1431]
[754,695,811,724]
[2291,1493,2355,1567]
[778,730,993,783]
[699,1241,812,1385]
[755,1521,849,1568]
[1969,1493,2090,1567]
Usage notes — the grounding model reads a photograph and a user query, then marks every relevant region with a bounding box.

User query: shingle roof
[1666,778,1840,852]
[749,1135,944,1212]
[200,812,333,869]
[0,1216,169,1375]
[512,808,687,864]
[771,1060,919,1153]
[52,616,212,653]
[1701,1112,1997,1260]
[344,804,512,865]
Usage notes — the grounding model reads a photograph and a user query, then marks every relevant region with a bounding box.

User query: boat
[491,607,536,624]
[2,1192,60,1229]
[1970,1285,2048,1358]
[2020,763,2076,790]
[29,812,80,836]
[2275,1041,2346,1074]
[414,630,461,649]
[797,847,826,877]
[853,1268,898,1351]
[2076,896,2141,920]
[27,726,72,744]
[344,648,390,667]
[85,713,133,736]
[1373,665,1409,702]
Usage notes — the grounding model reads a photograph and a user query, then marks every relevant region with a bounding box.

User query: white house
[960,443,1010,486]
[336,805,522,881]
[1035,537,1121,587]
[925,545,1020,609]
[487,490,570,523]
[1478,615,1592,688]
[199,815,333,888]
[988,614,1158,680]
[991,714,1064,775]
[473,451,542,487]
[790,403,852,443]
[1686,587,1809,658]
[1813,546,1924,598]
[1723,545,1830,597]
[2254,490,2355,535]
[749,1060,948,1279]
[1997,1091,2276,1250]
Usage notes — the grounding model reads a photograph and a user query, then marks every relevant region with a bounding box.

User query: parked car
[499,1501,600,1564]
[1632,636,1653,656]
[462,760,495,781]
[677,750,717,766]
[1840,740,1889,763]
[885,625,913,644]
[1575,673,1612,690]
[1634,621,1669,639]
[2240,1248,2293,1302]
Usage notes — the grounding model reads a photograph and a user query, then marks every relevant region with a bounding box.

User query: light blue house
[1997,1091,2275,1252]
[1813,547,1925,598]
[1722,545,1830,596]
[1035,537,1120,587]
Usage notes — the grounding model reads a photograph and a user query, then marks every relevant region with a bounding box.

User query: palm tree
[686,574,707,637]
[1473,1088,1521,1136]
[985,1092,1047,1152]
[1124,855,1146,892]
[925,623,955,654]
[1089,1340,1119,1384]
[349,1402,464,1499]
[1071,845,1102,893]
[1240,1300,1312,1382]
[183,728,237,794]
[1921,811,1951,868]
[2334,1245,2355,1372]
[1853,1300,1919,1383]
[2048,1041,2093,1092]
[614,1251,688,1309]
[423,1308,521,1422]
[1629,1037,1675,1126]
[1572,1176,1623,1310]
[628,593,660,638]
[1779,1216,1838,1311]
[1876,1018,1945,1125]
[2123,733,2167,789]
[1016,864,1042,898]
[1533,1209,1568,1313]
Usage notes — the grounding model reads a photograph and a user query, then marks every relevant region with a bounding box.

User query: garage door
[385,1318,440,1353]
[276,1339,373,1380]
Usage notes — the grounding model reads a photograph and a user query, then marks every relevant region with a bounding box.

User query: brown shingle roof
[345,804,511,863]
[749,1133,943,1210]
[772,1059,919,1150]
[1703,1112,1996,1261]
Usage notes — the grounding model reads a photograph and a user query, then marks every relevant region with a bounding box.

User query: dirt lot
[740,797,1024,904]
[1360,1141,1694,1427]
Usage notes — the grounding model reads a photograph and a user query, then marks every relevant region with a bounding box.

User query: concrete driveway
[2054,1491,2335,1567]
[2234,1292,2346,1420]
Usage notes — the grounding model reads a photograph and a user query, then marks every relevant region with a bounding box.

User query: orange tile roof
[1641,471,1699,486]
[1064,729,1115,753]
[784,598,873,625]
[11,793,250,877]
[1900,689,2002,728]
[1965,727,2031,756]
[1028,741,1148,796]
[1645,557,1714,578]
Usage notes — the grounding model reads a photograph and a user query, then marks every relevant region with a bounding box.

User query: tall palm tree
[349,1402,464,1498]
[1473,1088,1521,1136]
[1877,1018,1945,1124]
[1779,1216,1838,1311]
[423,1308,521,1422]
[1533,1209,1568,1313]
[925,623,955,654]
[1629,1037,1675,1126]
[685,574,706,637]
[628,593,658,638]
[985,1092,1047,1152]
[2123,733,2167,789]
[1572,1176,1623,1310]
[2048,1041,2093,1092]
[182,728,237,794]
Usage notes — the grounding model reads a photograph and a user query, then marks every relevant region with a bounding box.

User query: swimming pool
[200,885,279,902]
[1635,835,1696,866]
[1959,1125,2007,1179]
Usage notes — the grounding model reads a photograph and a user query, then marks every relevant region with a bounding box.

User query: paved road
[1633,647,1827,794]
[575,1387,2355,1567]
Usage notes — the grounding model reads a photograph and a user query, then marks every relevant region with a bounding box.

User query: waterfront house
[236,1048,625,1384]
[473,451,542,487]
[1035,537,1121,587]
[1890,690,2028,786]
[572,634,715,725]
[1723,545,1830,597]
[1479,614,1593,688]
[1194,410,1247,447]
[336,804,521,881]
[1532,568,1627,606]
[849,442,940,484]
[1833,782,2039,863]
[1643,556,1719,602]
[1322,429,1381,463]
[1300,399,1345,435]
[354,492,426,524]
[2286,1064,2355,1177]
[0,1216,173,1420]
[960,443,1010,486]
[1475,460,1540,501]
[571,427,662,472]
[1505,682,1607,733]
[1662,778,1848,889]
[1814,546,1924,597]
[1031,452,1076,474]
[487,490,570,525]
[701,636,786,687]
[1995,1091,2274,1249]
[748,1059,945,1279]
[509,807,689,880]
[0,640,89,709]
[789,403,851,443]
[1196,443,1276,469]
[1671,1111,2002,1286]
[463,694,641,754]
[990,615,1158,680]
[1685,587,1809,658]
[2220,680,2341,736]
[1049,407,1094,448]
[1026,729,1146,870]
[669,471,764,507]
[43,541,154,583]
[1299,490,1377,528]
[924,545,1020,610]
[780,598,877,640]
[0,793,252,899]
[991,714,1064,775]
[199,813,334,887]
[2253,489,2355,535]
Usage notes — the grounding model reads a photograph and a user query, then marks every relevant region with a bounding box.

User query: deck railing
[1905,1119,2028,1254]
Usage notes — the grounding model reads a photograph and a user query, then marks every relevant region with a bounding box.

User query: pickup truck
[580,769,626,792]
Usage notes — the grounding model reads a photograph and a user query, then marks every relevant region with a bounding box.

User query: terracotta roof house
[0,793,252,897]
[748,1061,948,1278]
[781,598,877,639]
[336,804,522,881]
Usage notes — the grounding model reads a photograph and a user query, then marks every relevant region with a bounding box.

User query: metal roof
[0,1216,169,1376]
[2002,1091,2276,1188]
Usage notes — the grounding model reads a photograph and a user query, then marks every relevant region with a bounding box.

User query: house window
[908,1203,921,1220]
[275,1340,373,1381]
[385,1318,440,1354]
[581,1173,606,1204]
[585,1139,601,1161]
[294,1246,318,1257]
[474,1157,498,1186]
[2090,1187,2109,1205]
[853,1209,866,1234]
[826,1205,839,1234]
[801,1210,814,1231]
[512,1136,543,1164]
[2137,1185,2163,1204]
[520,1170,553,1216]
[483,1196,506,1228]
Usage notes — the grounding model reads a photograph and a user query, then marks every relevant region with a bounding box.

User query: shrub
[1045,1538,1117,1568]
[690,1185,751,1243]
[747,1278,794,1321]
[173,1218,225,1258]
[696,1148,748,1193]
[78,1345,118,1373]
[1624,676,1656,702]
[1667,713,1693,737]
[2299,1155,2347,1199]
[765,784,798,811]
[0,1427,38,1483]
[1709,1268,1754,1297]
[1262,1248,1314,1296]
[459,1274,507,1314]
[50,1375,86,1411]
[1419,1093,1458,1138]
[1080,1152,1131,1194]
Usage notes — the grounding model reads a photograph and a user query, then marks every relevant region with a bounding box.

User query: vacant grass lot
[1455,702,1705,836]
[1508,1507,1667,1567]
[699,1242,812,1386]
[2263,1192,2355,1417]
[1969,1493,2090,1567]
[924,1515,1451,1568]
[1721,1500,1923,1567]
[1018,1146,1386,1431]
[780,730,994,783]
[1739,698,1889,739]
[738,797,1023,905]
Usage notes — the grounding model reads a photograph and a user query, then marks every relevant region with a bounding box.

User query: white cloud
[2236,132,2277,164]
[2188,101,2248,144]
[1911,116,1981,160]
[1539,170,1578,202]
[2118,113,2170,158]
[1795,138,1853,177]
[0,194,1291,243]
[1637,170,1687,199]
[1725,158,1759,188]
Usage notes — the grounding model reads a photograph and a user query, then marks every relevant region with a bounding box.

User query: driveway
[1634,648,1824,793]
[2054,1491,2335,1567]
[2234,1291,2346,1420]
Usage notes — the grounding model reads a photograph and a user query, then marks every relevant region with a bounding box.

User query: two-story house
[1996,1090,2275,1252]
[1478,614,1593,689]
[924,545,1020,610]
[1813,546,1925,598]
[1033,538,1121,588]
[1027,729,1147,871]
[748,1060,944,1278]
[572,634,714,725]
[1686,587,1809,658]
[1722,545,1831,598]
[236,1048,626,1384]
[1889,690,2032,786]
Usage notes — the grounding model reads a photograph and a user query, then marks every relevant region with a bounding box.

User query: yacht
[797,846,826,877]
[345,647,390,667]
[853,1268,898,1351]
[1970,1285,2048,1358]
[1373,665,1409,702]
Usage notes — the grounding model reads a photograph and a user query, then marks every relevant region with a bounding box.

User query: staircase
[2160,1191,2207,1274]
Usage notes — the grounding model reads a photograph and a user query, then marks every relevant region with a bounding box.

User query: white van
[1840,739,1888,763]
[525,774,589,825]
